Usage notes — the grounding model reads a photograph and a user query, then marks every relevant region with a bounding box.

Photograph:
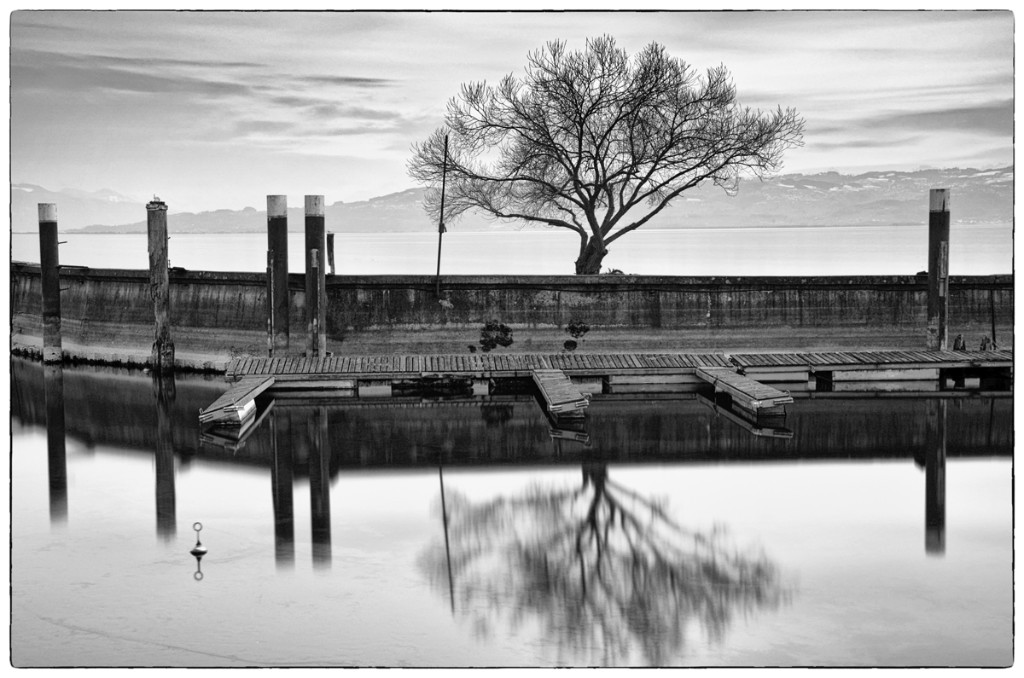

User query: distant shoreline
[11,220,1011,235]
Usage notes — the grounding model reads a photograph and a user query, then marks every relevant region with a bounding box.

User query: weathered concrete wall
[9,263,1013,366]
[332,274,1012,331]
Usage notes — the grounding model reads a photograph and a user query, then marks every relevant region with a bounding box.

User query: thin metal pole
[435,134,449,298]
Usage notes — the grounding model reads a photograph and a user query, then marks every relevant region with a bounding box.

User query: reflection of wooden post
[38,204,62,364]
[147,198,175,372]
[926,189,950,350]
[154,374,177,540]
[304,196,326,357]
[271,409,295,569]
[309,406,331,568]
[925,399,946,555]
[326,232,336,276]
[267,196,289,355]
[44,363,67,524]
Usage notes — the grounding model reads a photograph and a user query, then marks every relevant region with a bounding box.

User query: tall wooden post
[926,189,950,350]
[304,195,327,357]
[38,204,62,364]
[147,198,175,372]
[267,195,290,355]
[326,232,336,276]
[925,399,946,555]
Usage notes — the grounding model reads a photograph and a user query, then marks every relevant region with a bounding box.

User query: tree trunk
[574,238,607,274]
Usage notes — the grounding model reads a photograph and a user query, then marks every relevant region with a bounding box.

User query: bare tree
[419,463,788,665]
[409,36,804,274]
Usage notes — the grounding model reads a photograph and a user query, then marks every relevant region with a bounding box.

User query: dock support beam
[304,195,327,357]
[147,198,175,372]
[267,195,290,355]
[926,189,950,351]
[38,204,62,364]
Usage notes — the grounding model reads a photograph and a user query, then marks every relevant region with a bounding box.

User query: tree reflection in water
[419,462,788,666]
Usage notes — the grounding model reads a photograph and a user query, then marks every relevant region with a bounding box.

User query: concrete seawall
[10,262,1013,369]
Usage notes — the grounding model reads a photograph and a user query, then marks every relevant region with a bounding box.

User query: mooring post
[267,195,290,355]
[147,198,175,372]
[327,232,336,276]
[38,203,62,364]
[926,189,950,351]
[304,195,327,357]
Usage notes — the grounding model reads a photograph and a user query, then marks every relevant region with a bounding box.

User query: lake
[9,222,1013,275]
[9,359,1014,667]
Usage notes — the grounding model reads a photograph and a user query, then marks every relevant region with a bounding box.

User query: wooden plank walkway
[226,349,1011,381]
[225,352,734,380]
[199,375,275,425]
[532,369,589,417]
[730,348,1012,372]
[695,367,794,410]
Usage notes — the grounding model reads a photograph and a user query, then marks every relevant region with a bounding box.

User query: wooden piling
[304,195,327,357]
[38,204,62,363]
[147,198,175,372]
[327,232,336,275]
[267,195,290,355]
[926,189,950,351]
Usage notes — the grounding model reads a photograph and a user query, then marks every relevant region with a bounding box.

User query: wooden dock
[695,366,794,411]
[223,349,1010,386]
[205,349,1011,423]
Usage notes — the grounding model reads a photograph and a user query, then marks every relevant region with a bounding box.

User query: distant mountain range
[11,166,1012,234]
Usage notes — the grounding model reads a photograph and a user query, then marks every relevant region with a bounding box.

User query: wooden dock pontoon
[695,366,794,412]
[199,375,275,425]
[531,369,590,418]
[202,349,1012,425]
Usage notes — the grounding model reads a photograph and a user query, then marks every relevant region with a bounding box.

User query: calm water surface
[9,360,1013,667]
[9,223,1013,275]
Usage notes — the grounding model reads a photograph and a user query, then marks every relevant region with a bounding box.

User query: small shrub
[564,339,578,352]
[479,321,514,352]
[566,320,590,340]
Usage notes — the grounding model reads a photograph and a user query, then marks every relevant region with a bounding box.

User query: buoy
[190,521,208,559]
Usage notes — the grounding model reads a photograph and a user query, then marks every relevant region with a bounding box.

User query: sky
[7,8,1015,213]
